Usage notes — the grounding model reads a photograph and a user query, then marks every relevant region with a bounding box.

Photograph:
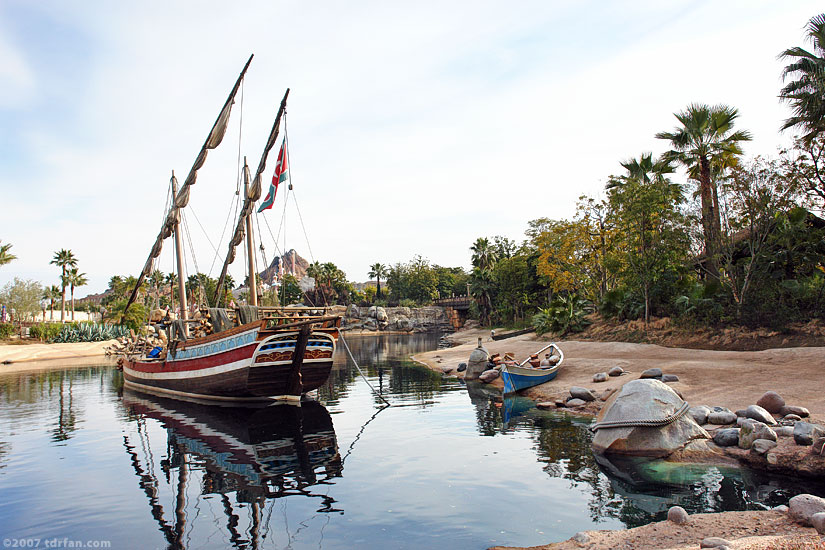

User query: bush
[29,323,63,342]
[0,323,14,339]
[533,294,592,336]
[399,298,417,308]
[51,322,131,343]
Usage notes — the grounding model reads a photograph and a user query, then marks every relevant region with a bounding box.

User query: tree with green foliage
[656,104,752,280]
[0,241,17,267]
[368,263,389,298]
[0,278,44,324]
[779,14,825,143]
[279,274,304,305]
[607,153,689,325]
[43,285,60,321]
[66,267,88,321]
[50,249,77,322]
[469,238,498,325]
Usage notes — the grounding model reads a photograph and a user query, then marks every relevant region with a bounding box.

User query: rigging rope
[590,401,690,432]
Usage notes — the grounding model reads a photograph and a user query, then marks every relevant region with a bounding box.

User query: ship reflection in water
[120,391,342,549]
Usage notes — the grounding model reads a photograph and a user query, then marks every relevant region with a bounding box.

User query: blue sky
[1,0,821,295]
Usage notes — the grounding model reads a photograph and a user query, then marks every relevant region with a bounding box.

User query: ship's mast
[171,172,189,322]
[243,158,258,306]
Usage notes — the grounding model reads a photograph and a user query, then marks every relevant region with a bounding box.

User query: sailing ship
[500,343,564,394]
[121,54,341,402]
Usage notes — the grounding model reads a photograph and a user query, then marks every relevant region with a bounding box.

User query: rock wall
[342,305,452,333]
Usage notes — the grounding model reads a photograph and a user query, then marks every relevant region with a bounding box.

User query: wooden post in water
[243,158,258,307]
[171,172,189,326]
[287,325,310,396]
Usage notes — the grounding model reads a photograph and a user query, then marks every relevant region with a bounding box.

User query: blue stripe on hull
[501,369,558,394]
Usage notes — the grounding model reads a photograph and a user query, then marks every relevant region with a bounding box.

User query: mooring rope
[338,333,391,407]
[590,401,690,432]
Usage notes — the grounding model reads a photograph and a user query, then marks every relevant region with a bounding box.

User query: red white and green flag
[258,138,288,212]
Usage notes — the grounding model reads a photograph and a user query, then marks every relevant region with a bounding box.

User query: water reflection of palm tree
[52,372,77,442]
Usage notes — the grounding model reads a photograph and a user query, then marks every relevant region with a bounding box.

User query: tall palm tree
[780,14,825,143]
[0,241,17,266]
[656,104,751,279]
[368,263,388,298]
[470,237,497,271]
[43,285,61,321]
[50,249,77,322]
[67,268,88,321]
[165,272,178,311]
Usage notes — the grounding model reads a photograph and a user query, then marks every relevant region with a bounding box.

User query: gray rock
[700,537,731,548]
[712,428,740,447]
[813,435,825,456]
[794,422,825,446]
[739,420,777,449]
[440,366,453,374]
[782,414,802,422]
[751,439,778,455]
[774,505,789,513]
[789,494,825,526]
[464,345,489,381]
[592,372,608,383]
[661,374,679,382]
[667,506,689,525]
[775,426,794,438]
[536,402,555,410]
[756,391,785,414]
[780,405,810,418]
[744,404,777,425]
[735,409,748,417]
[812,512,825,535]
[591,379,709,458]
[346,304,360,318]
[640,367,662,379]
[608,366,624,377]
[457,362,467,372]
[736,416,749,427]
[712,406,732,413]
[566,398,587,407]
[690,405,711,425]
[571,532,590,544]
[479,369,500,383]
[707,411,737,425]
[570,386,596,402]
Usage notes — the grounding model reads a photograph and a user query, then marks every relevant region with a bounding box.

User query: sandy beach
[0,340,116,373]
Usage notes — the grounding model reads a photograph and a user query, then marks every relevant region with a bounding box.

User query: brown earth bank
[491,510,824,550]
[413,326,825,550]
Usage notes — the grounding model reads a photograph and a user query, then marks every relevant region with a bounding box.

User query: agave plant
[51,322,130,343]
[533,294,593,337]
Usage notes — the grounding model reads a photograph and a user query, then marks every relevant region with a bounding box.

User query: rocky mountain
[259,249,310,284]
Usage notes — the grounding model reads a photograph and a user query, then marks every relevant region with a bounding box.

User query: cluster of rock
[591,366,680,383]
[342,305,452,333]
[690,391,824,459]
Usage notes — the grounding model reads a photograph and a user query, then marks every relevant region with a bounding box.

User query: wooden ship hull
[123,318,339,402]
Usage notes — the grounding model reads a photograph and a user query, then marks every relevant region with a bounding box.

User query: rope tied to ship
[590,401,690,432]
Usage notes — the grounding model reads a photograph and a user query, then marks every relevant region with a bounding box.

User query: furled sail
[214,88,290,305]
[124,54,254,314]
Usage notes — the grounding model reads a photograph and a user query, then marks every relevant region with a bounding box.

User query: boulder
[479,369,500,383]
[812,512,825,535]
[775,426,794,438]
[788,494,825,526]
[608,366,624,377]
[591,379,709,458]
[712,428,740,447]
[570,386,596,402]
[440,366,453,374]
[667,506,689,525]
[640,368,662,379]
[571,532,589,544]
[690,405,711,425]
[700,538,731,549]
[457,362,467,372]
[464,344,490,381]
[661,374,679,383]
[536,402,555,410]
[813,435,825,456]
[756,391,785,414]
[707,411,737,425]
[794,422,825,446]
[779,405,810,418]
[751,439,777,455]
[743,405,776,425]
[739,420,776,449]
[346,304,360,318]
[566,398,587,407]
[735,409,748,417]
[782,414,802,422]
[593,372,608,383]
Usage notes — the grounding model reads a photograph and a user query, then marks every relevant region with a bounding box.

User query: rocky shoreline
[412,328,825,549]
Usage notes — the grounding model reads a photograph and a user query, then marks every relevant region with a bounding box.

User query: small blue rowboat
[501,343,563,395]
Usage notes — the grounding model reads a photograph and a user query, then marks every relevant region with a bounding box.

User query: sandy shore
[0,340,116,374]
[414,328,825,549]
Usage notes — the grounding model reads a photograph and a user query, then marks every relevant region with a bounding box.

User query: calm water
[0,333,822,550]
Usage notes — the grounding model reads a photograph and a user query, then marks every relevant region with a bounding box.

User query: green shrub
[399,298,417,308]
[533,294,592,336]
[29,323,63,342]
[0,323,14,339]
[50,322,130,343]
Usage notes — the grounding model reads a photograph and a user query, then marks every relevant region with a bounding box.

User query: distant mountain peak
[259,249,309,283]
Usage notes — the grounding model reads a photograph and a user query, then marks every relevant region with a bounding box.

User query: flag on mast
[257,137,288,212]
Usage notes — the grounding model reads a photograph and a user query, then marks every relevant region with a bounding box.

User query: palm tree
[656,104,751,279]
[66,268,88,321]
[368,263,389,298]
[147,269,165,310]
[0,241,17,266]
[779,14,825,143]
[470,237,497,271]
[43,285,60,321]
[50,249,77,322]
[165,272,178,311]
